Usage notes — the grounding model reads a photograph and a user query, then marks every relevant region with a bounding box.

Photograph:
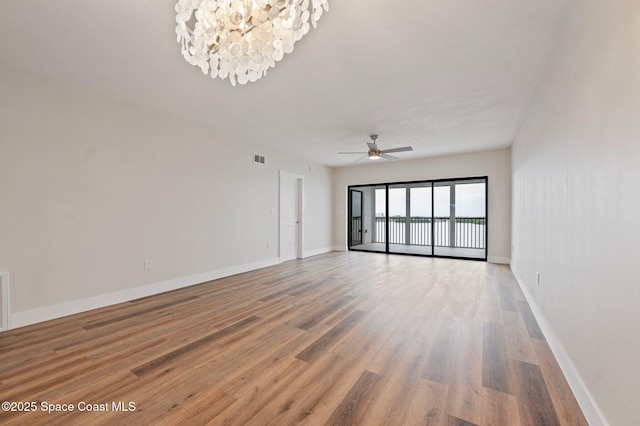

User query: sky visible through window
[375,183,485,217]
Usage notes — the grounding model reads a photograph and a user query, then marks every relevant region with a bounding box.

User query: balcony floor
[350,243,486,259]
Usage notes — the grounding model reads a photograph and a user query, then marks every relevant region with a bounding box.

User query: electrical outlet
[144,259,153,270]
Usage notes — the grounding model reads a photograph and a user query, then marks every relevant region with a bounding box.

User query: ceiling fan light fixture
[175,0,329,87]
[338,134,412,163]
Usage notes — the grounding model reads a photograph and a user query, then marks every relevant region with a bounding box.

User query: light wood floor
[0,252,586,425]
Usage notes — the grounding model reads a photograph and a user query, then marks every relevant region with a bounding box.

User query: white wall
[511,0,640,424]
[0,66,333,327]
[332,149,511,263]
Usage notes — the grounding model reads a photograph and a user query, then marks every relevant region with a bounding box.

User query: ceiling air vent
[254,154,265,164]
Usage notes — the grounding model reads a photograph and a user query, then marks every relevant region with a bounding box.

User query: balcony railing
[351,217,486,249]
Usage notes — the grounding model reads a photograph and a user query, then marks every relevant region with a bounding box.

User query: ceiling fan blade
[367,142,378,151]
[380,153,399,160]
[380,146,413,154]
[355,155,368,163]
[338,151,367,154]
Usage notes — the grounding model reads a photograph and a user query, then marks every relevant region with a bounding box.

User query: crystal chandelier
[175,0,329,86]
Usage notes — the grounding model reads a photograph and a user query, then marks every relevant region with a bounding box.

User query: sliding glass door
[388,183,433,256]
[350,190,363,245]
[348,177,487,261]
[348,184,386,252]
[433,179,486,259]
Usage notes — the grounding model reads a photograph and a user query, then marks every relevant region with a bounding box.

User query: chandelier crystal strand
[175,0,329,86]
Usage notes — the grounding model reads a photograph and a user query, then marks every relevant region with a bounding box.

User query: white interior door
[280,171,303,261]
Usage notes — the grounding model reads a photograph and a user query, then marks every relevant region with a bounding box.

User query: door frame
[348,189,363,247]
[346,176,488,261]
[279,170,304,260]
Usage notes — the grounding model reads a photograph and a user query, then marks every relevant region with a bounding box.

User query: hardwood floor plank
[422,321,458,384]
[502,311,538,365]
[404,378,448,426]
[1,352,88,383]
[512,360,561,426]
[296,295,355,331]
[52,324,305,424]
[0,355,93,401]
[295,310,367,363]
[324,370,382,425]
[517,300,545,340]
[283,309,406,424]
[481,387,520,426]
[444,323,483,425]
[328,303,399,361]
[474,276,503,325]
[532,339,588,426]
[447,415,480,426]
[131,315,260,377]
[239,353,345,425]
[37,339,167,402]
[261,271,307,286]
[252,328,391,426]
[482,322,514,395]
[156,388,237,425]
[0,326,87,356]
[287,276,337,297]
[82,295,200,330]
[258,281,314,302]
[51,314,173,354]
[360,337,433,425]
[360,327,409,377]
[497,283,518,312]
[221,325,326,399]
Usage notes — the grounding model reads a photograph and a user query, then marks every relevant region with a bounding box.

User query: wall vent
[253,154,265,164]
[0,273,8,331]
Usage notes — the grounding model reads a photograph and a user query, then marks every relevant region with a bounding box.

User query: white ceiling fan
[339,135,413,162]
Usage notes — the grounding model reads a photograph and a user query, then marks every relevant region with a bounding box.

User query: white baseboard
[487,255,510,264]
[510,265,608,426]
[9,257,281,330]
[332,245,347,252]
[303,246,334,258]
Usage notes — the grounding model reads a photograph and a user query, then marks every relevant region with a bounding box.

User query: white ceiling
[0,0,568,167]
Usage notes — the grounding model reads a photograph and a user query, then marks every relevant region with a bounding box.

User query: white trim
[297,175,304,259]
[0,272,9,331]
[10,257,281,330]
[333,245,347,252]
[487,255,510,264]
[510,265,608,426]
[303,246,334,258]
